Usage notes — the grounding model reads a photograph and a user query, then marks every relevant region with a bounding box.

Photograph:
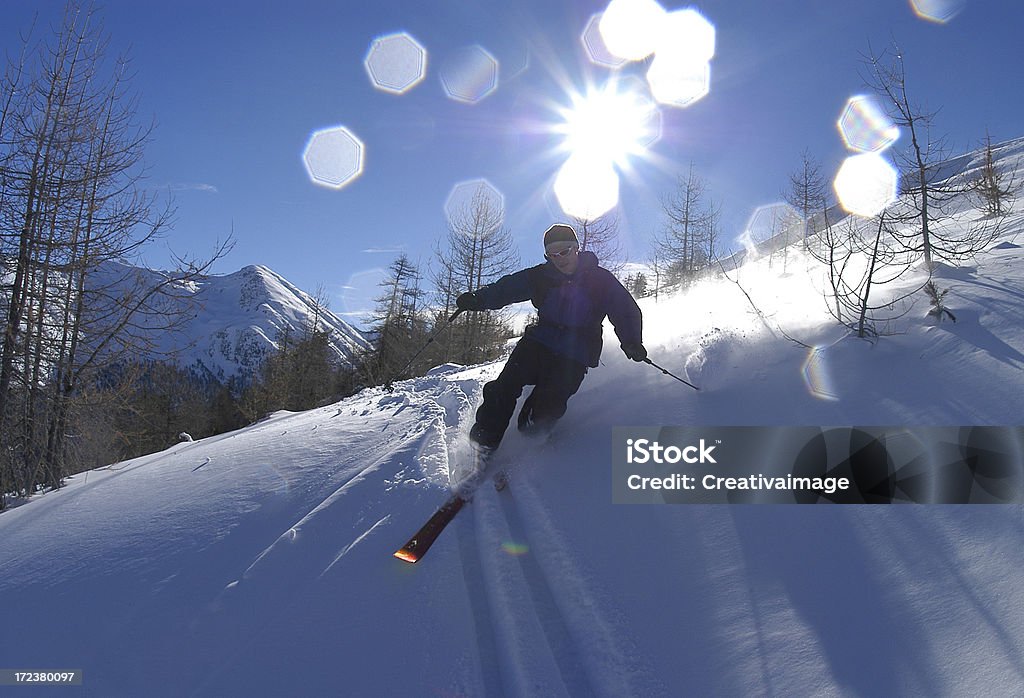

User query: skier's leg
[471,339,543,450]
[516,389,537,432]
[519,353,587,434]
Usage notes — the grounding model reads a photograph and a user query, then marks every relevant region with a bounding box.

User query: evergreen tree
[368,254,429,384]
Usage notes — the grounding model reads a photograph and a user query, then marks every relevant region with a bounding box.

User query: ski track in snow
[503,479,661,696]
[435,416,667,696]
[347,368,669,696]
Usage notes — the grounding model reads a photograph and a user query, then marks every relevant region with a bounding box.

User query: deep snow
[3,160,1024,696]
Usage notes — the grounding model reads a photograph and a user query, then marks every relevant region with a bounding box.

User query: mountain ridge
[91,260,371,384]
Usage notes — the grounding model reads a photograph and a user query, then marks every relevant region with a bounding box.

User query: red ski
[393,494,468,564]
[395,447,505,564]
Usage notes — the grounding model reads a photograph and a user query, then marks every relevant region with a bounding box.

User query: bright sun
[555,79,659,168]
[548,79,661,219]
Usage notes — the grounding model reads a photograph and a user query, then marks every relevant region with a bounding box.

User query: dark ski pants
[471,338,588,449]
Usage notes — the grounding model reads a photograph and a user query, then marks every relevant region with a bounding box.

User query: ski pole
[643,357,700,391]
[385,309,464,391]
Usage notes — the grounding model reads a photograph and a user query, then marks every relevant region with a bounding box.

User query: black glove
[621,342,647,362]
[456,292,482,311]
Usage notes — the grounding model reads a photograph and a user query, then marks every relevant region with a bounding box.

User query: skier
[456,223,647,455]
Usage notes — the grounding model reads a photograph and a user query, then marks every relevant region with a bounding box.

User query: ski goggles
[546,244,578,259]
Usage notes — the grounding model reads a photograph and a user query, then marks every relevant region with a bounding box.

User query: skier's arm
[464,268,534,311]
[605,274,643,347]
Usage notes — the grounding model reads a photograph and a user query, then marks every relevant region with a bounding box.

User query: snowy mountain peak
[96,261,370,384]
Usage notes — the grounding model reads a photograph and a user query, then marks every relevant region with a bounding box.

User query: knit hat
[543,224,579,251]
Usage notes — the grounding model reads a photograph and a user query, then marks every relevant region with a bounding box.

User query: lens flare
[910,0,965,24]
[736,228,759,261]
[258,463,293,496]
[443,178,506,232]
[582,12,628,69]
[364,32,428,95]
[647,58,710,108]
[341,267,388,327]
[838,95,899,153]
[643,7,714,108]
[833,153,899,218]
[501,541,529,556]
[599,0,667,61]
[802,346,840,401]
[303,126,364,190]
[554,153,620,221]
[746,203,803,245]
[440,45,499,104]
[656,8,715,65]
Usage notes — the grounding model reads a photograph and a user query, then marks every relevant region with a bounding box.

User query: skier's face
[546,243,579,275]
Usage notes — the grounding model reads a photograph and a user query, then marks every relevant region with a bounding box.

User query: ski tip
[393,548,420,564]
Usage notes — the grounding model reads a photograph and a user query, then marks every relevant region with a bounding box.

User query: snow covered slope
[2,159,1024,695]
[89,261,370,382]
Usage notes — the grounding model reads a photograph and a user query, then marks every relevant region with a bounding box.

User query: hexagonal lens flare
[599,0,667,62]
[833,153,898,218]
[341,267,388,328]
[303,126,364,190]
[364,32,428,94]
[803,346,840,401]
[910,0,965,24]
[746,202,803,245]
[554,153,620,221]
[736,227,759,260]
[647,58,710,108]
[440,45,499,104]
[838,95,899,153]
[582,12,628,69]
[444,178,505,232]
[656,8,715,65]
[736,203,800,260]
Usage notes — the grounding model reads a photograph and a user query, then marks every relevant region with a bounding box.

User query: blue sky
[3,0,1022,328]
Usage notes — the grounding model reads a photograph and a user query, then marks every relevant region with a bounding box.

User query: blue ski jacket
[471,251,642,367]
